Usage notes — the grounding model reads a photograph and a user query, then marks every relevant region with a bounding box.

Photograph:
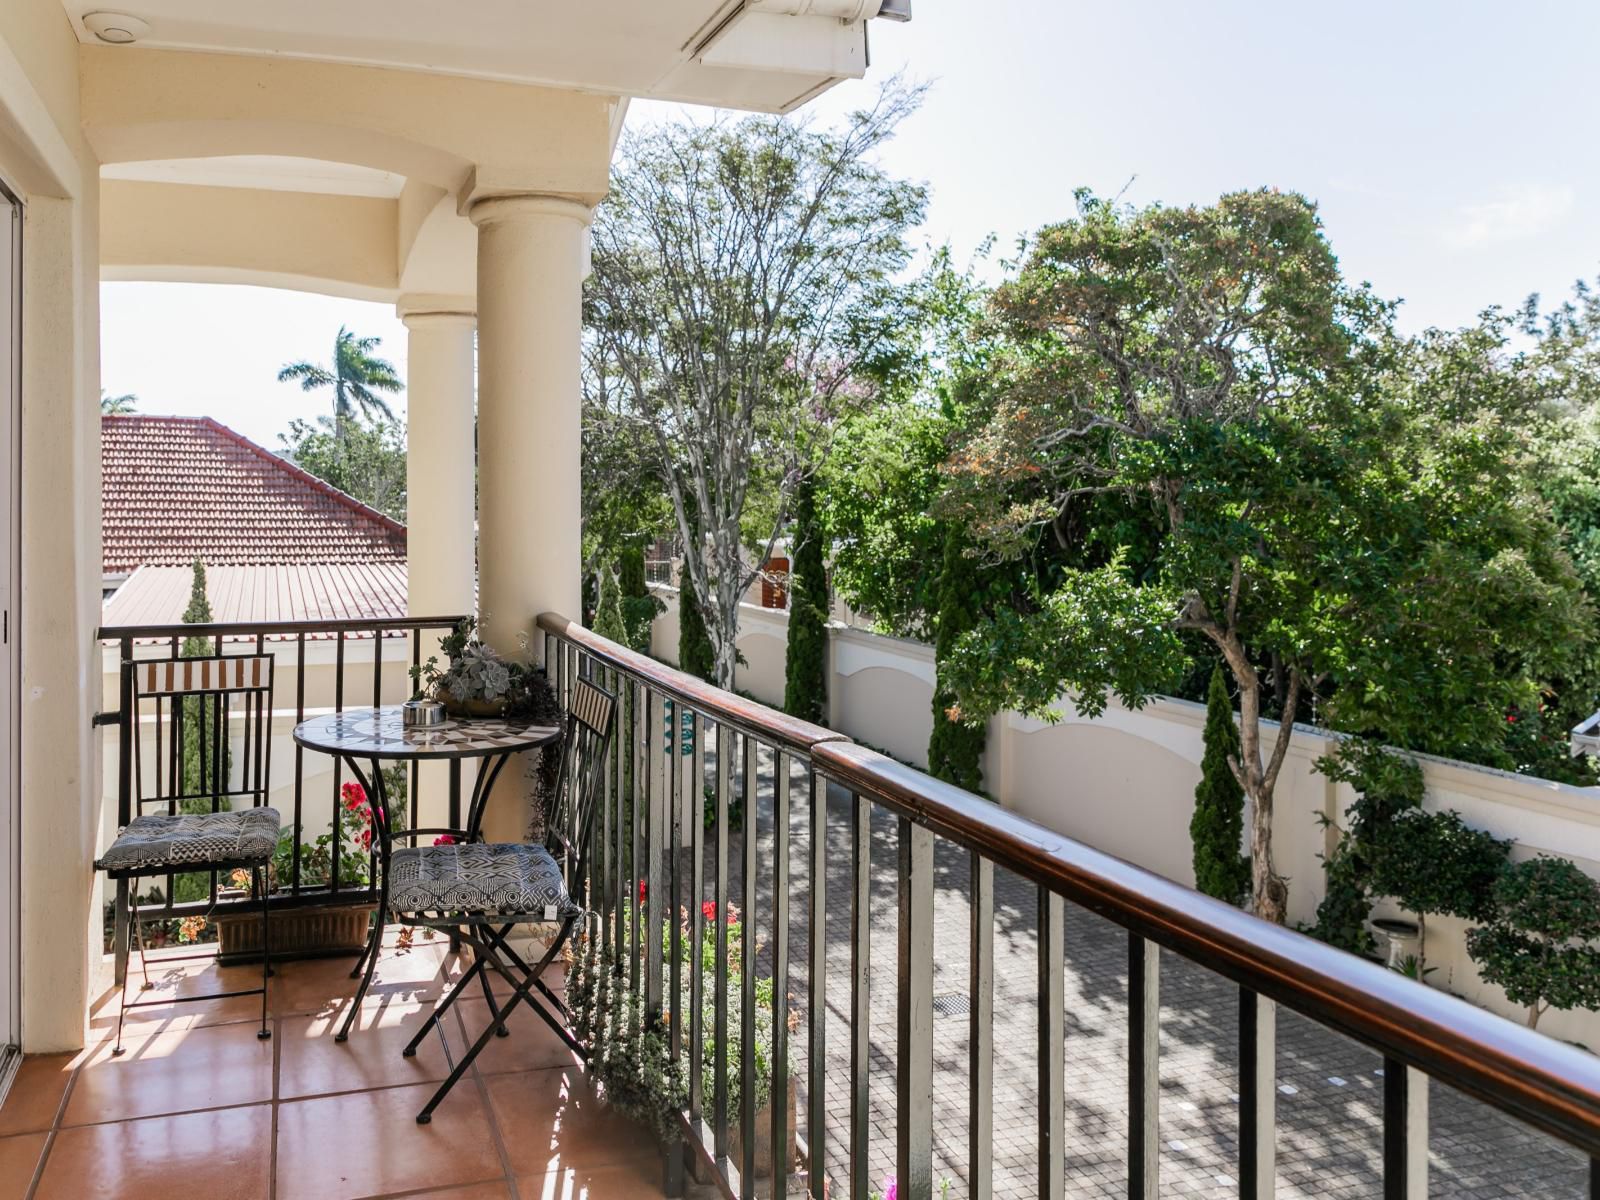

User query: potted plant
[411,617,521,718]
[214,778,390,963]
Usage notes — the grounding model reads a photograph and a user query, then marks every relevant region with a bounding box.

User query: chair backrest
[128,654,276,819]
[548,675,615,906]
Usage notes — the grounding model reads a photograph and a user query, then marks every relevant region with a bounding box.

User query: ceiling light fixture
[82,12,150,45]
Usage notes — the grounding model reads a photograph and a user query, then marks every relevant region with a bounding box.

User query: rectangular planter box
[215,901,375,965]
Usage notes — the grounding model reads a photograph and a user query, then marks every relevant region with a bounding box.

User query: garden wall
[650,586,1600,1047]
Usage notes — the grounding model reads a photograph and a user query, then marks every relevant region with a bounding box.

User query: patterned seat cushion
[96,807,281,874]
[388,842,576,918]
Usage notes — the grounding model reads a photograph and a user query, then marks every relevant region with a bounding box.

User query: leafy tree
[1368,809,1509,973]
[101,390,137,414]
[279,415,407,521]
[783,475,829,724]
[1190,666,1250,904]
[939,190,1592,924]
[823,247,1000,640]
[927,526,987,793]
[1468,857,1600,1029]
[277,326,403,444]
[584,82,927,688]
[593,562,628,647]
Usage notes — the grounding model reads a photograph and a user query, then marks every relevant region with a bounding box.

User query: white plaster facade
[0,0,905,1053]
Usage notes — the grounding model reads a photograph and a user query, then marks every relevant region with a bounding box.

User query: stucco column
[398,301,477,620]
[468,194,588,663]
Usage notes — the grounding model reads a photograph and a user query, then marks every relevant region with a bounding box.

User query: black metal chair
[345,676,613,1123]
[96,654,279,1055]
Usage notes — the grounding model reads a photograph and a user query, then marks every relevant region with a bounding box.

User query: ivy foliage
[1307,739,1426,955]
[1190,666,1249,904]
[783,475,829,724]
[1468,857,1600,1028]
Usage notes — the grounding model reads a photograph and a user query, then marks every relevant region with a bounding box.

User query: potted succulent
[412,618,520,718]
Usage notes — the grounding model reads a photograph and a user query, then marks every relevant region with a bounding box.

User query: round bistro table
[292,705,562,1041]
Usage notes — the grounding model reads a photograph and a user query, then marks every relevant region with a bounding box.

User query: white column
[399,304,477,620]
[468,194,589,664]
[399,302,478,832]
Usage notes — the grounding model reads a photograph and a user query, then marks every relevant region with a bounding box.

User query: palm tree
[100,389,138,414]
[277,326,402,443]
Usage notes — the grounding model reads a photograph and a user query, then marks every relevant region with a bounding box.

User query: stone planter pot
[215,901,375,965]
[688,1082,798,1184]
[435,689,507,719]
[1370,916,1422,970]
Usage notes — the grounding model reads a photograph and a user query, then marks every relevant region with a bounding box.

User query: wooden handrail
[811,739,1600,1158]
[536,611,847,757]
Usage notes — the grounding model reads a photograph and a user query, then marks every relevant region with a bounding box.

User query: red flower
[701,900,718,923]
[638,879,647,904]
[341,781,367,811]
[433,834,456,846]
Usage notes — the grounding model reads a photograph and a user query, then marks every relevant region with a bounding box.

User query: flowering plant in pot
[411,618,520,717]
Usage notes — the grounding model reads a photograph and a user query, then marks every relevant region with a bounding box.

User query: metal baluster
[850,789,871,1199]
[771,750,791,1200]
[331,630,346,896]
[897,818,934,1200]
[1039,889,1065,1200]
[613,668,626,971]
[1238,987,1275,1200]
[714,723,732,1166]
[740,735,758,1196]
[807,766,827,1200]
[1384,1060,1428,1199]
[1129,934,1159,1200]
[645,688,663,1024]
[631,678,644,996]
[668,697,683,1061]
[688,709,706,1124]
[292,632,306,896]
[598,667,613,967]
[969,852,994,1200]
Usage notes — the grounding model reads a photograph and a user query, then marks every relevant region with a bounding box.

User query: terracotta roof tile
[102,414,407,575]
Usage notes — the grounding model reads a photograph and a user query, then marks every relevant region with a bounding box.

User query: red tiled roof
[101,414,406,576]
[101,562,409,640]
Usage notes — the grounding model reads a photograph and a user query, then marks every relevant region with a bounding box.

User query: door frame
[0,173,22,1080]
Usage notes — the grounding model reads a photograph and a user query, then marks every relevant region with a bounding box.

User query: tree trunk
[1528,1004,1542,1030]
[1247,776,1289,924]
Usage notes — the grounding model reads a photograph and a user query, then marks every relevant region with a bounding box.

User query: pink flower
[433,834,456,846]
[883,1177,897,1200]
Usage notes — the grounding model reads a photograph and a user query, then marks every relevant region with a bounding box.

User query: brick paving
[668,749,1588,1199]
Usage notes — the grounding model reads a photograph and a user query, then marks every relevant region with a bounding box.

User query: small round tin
[402,699,447,728]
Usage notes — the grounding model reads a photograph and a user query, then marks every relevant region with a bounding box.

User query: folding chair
[96,654,279,1055]
[356,675,613,1124]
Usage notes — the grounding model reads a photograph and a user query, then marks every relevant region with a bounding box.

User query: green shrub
[1468,856,1600,1029]
[1368,809,1509,972]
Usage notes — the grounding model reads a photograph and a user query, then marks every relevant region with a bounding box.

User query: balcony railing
[95,614,469,964]
[537,611,1600,1200]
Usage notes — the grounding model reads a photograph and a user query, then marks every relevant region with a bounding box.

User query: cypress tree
[927,525,985,793]
[1190,665,1250,904]
[618,541,660,653]
[677,578,715,684]
[175,560,222,903]
[783,476,828,723]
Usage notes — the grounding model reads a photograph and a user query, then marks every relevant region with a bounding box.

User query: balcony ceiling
[59,0,868,112]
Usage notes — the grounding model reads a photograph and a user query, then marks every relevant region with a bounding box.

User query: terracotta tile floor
[0,934,667,1200]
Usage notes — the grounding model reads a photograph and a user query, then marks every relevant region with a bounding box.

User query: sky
[102,1,1600,448]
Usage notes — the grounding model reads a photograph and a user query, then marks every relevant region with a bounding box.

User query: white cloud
[1442,183,1576,249]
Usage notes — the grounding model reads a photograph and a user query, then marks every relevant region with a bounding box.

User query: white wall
[650,586,1600,1046]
